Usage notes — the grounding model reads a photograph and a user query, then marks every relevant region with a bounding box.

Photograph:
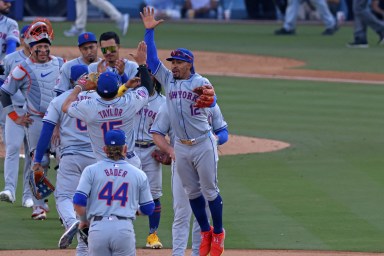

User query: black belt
[135,142,156,148]
[93,216,128,221]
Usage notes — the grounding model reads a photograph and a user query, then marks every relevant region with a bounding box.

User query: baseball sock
[190,195,211,232]
[149,198,161,234]
[208,194,223,234]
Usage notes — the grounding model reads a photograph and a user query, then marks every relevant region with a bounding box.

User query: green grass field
[1,20,384,252]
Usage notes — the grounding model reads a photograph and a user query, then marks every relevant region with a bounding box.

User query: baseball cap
[3,0,15,2]
[70,64,88,81]
[20,25,30,39]
[104,129,126,146]
[78,32,97,47]
[96,71,119,98]
[166,48,195,74]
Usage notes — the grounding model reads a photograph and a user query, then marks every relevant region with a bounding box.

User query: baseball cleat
[146,231,163,249]
[31,206,47,220]
[199,226,213,256]
[210,229,225,256]
[58,220,80,249]
[22,198,34,208]
[0,190,15,203]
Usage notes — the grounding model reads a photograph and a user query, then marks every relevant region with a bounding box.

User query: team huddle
[0,3,228,256]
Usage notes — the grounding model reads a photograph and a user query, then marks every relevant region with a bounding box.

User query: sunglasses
[101,45,117,54]
[170,50,192,60]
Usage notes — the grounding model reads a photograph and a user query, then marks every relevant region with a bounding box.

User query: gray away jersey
[54,57,101,94]
[1,56,64,116]
[1,49,28,106]
[150,102,227,146]
[43,90,99,157]
[76,159,153,219]
[67,87,150,160]
[0,15,20,61]
[134,91,165,142]
[153,62,213,140]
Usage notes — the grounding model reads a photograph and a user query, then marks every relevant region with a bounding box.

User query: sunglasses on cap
[170,50,192,61]
[101,45,117,54]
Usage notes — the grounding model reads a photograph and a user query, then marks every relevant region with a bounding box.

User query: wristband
[8,111,19,121]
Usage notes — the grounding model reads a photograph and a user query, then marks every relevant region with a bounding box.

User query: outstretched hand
[140,6,164,29]
[129,41,147,65]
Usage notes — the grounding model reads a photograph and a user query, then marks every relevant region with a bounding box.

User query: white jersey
[54,57,102,94]
[43,90,99,157]
[153,62,213,140]
[1,49,28,106]
[76,158,153,220]
[67,87,150,160]
[1,56,64,116]
[0,15,20,61]
[134,91,165,142]
[88,58,138,80]
[150,103,227,145]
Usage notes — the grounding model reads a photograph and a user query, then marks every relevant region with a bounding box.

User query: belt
[126,151,135,159]
[179,132,210,146]
[15,105,23,108]
[135,141,156,148]
[93,215,129,221]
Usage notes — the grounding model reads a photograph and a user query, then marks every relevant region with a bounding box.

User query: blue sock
[149,198,161,233]
[208,194,223,234]
[190,195,211,232]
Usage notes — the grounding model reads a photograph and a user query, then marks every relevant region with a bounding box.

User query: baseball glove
[76,72,99,91]
[193,85,215,108]
[28,164,55,200]
[151,149,172,165]
[79,227,89,246]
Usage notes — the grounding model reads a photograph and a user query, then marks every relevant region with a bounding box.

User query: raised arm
[130,41,153,95]
[140,7,164,73]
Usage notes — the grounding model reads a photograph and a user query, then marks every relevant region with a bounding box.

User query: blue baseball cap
[78,32,97,47]
[70,64,88,82]
[96,71,119,98]
[104,129,126,146]
[20,25,29,38]
[166,48,195,74]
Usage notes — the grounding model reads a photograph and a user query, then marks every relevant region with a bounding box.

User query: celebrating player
[73,129,154,256]
[33,64,98,254]
[62,41,154,169]
[0,25,34,208]
[151,102,228,256]
[88,31,138,84]
[54,32,101,95]
[0,20,65,220]
[141,6,225,256]
[133,76,165,248]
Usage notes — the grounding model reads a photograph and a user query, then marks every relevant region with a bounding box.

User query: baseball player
[0,25,34,208]
[150,102,228,256]
[141,7,225,256]
[72,129,154,256]
[0,20,65,220]
[62,41,154,169]
[33,64,98,255]
[133,77,165,248]
[54,32,101,95]
[0,0,19,62]
[0,0,20,138]
[88,31,138,84]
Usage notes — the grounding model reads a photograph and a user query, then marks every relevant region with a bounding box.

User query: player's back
[0,16,19,61]
[83,159,149,219]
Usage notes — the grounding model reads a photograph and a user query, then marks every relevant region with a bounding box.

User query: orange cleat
[210,229,225,256]
[199,226,213,256]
